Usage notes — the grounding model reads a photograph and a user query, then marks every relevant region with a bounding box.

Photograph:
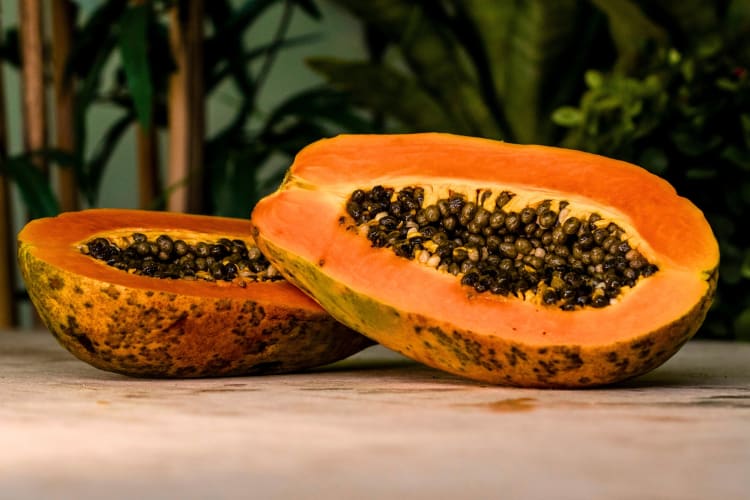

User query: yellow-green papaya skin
[17,209,372,378]
[249,133,720,388]
[255,231,716,388]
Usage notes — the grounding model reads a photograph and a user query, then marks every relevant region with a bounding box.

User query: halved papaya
[251,133,719,387]
[17,209,372,378]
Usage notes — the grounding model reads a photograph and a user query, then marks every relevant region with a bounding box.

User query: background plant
[0,0,371,219]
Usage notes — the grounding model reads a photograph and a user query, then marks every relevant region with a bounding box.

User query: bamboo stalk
[137,124,160,209]
[127,0,161,210]
[19,0,48,173]
[51,0,78,212]
[0,8,17,327]
[167,0,205,213]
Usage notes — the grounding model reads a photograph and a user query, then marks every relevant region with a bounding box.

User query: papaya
[250,133,719,387]
[17,209,372,378]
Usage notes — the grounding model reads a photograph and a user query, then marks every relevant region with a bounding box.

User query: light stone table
[1,329,749,500]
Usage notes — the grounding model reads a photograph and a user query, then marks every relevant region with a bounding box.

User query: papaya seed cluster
[344,185,658,310]
[82,233,282,285]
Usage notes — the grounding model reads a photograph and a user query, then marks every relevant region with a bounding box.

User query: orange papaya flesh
[251,133,719,387]
[18,209,372,378]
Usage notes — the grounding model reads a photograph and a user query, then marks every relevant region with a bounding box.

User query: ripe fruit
[18,209,372,378]
[251,133,719,387]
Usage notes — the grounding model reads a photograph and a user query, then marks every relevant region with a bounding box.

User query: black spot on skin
[102,285,120,300]
[72,333,96,354]
[578,377,591,384]
[48,275,64,291]
[240,302,265,326]
[318,259,325,267]
[556,346,583,370]
[215,299,232,312]
[73,285,84,295]
[630,338,655,360]
[504,346,529,367]
[62,315,96,354]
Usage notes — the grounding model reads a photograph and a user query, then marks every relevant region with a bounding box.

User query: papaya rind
[17,210,372,378]
[255,232,717,388]
[250,133,720,387]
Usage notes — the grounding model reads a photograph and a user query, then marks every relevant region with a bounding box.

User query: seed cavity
[344,186,658,310]
[81,233,282,284]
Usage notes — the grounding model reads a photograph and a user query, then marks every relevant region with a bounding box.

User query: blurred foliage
[0,0,372,219]
[309,0,750,340]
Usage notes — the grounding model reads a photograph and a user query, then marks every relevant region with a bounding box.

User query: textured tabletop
[1,330,749,500]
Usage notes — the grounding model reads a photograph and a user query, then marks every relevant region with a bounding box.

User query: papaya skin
[17,209,372,378]
[257,232,715,387]
[250,133,720,387]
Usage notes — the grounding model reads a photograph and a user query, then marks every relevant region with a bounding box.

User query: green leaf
[0,28,21,67]
[83,112,134,205]
[638,147,669,175]
[211,147,273,217]
[653,0,720,40]
[585,70,604,89]
[204,0,265,97]
[685,168,718,180]
[589,0,668,72]
[551,106,583,127]
[118,4,153,129]
[66,0,126,79]
[291,0,322,20]
[741,249,750,279]
[329,0,500,138]
[308,58,454,132]
[1,156,59,219]
[463,0,584,143]
[262,86,374,135]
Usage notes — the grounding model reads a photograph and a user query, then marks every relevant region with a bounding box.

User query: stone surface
[1,330,749,499]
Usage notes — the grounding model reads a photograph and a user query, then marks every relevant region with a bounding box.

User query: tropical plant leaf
[262,86,374,135]
[727,0,750,63]
[462,0,584,144]
[1,156,59,219]
[118,3,153,128]
[328,0,499,138]
[72,27,119,178]
[204,0,261,97]
[308,58,454,132]
[291,0,322,19]
[0,28,21,67]
[588,0,668,72]
[81,112,134,205]
[211,146,273,218]
[206,33,320,93]
[66,0,126,79]
[651,0,720,42]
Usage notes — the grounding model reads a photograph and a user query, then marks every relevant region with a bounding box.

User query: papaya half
[17,209,372,378]
[250,133,719,387]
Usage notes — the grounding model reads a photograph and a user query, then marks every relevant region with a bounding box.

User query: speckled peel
[17,209,372,378]
[250,133,719,387]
